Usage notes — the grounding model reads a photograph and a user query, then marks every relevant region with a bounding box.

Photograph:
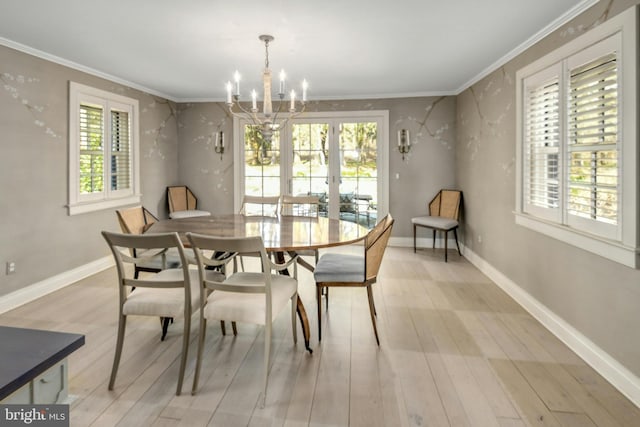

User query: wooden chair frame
[167,185,198,214]
[116,206,171,278]
[413,189,462,262]
[187,233,299,407]
[102,231,194,395]
[315,214,394,345]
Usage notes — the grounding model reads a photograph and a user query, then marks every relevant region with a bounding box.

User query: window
[68,82,140,215]
[515,6,638,267]
[234,111,389,229]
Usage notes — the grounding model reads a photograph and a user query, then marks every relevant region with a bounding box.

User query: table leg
[296,297,312,354]
[275,251,313,354]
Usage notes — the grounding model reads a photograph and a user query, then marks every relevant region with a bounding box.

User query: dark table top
[0,326,85,400]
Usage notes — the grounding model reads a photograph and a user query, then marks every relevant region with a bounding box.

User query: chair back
[167,186,198,214]
[240,195,280,217]
[280,195,320,217]
[428,190,461,220]
[365,214,394,282]
[116,206,158,235]
[101,231,192,305]
[186,233,274,295]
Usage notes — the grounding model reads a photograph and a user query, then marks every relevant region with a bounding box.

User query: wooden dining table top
[146,214,369,252]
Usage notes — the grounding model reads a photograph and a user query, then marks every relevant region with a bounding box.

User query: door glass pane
[244,125,280,197]
[291,123,330,216]
[339,122,378,228]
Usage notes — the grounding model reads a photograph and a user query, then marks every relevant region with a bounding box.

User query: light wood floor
[1,246,638,426]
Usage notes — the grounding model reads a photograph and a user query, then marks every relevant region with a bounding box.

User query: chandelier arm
[229,102,261,127]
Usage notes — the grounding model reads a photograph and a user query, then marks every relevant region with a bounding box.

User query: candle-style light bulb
[302,79,308,102]
[251,90,257,110]
[290,90,296,111]
[225,81,233,104]
[279,70,286,95]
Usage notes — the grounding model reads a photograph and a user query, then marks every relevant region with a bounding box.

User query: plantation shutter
[110,109,131,191]
[523,68,561,221]
[79,104,104,194]
[567,52,618,226]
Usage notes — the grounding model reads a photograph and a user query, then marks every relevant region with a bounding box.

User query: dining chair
[314,214,394,345]
[239,195,280,217]
[187,232,299,407]
[116,206,181,278]
[280,194,320,217]
[237,195,281,270]
[411,189,462,262]
[101,231,224,395]
[280,194,321,263]
[167,185,211,219]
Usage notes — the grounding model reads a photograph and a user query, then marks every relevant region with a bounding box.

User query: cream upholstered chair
[237,195,280,270]
[240,195,280,217]
[314,214,394,345]
[280,194,320,263]
[411,189,462,262]
[167,185,211,219]
[116,206,180,278]
[102,231,224,395]
[187,233,299,407]
[280,194,320,217]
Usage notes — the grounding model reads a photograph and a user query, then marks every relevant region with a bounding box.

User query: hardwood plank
[441,355,500,427]
[490,359,562,427]
[426,353,471,426]
[390,350,450,427]
[455,311,507,359]
[349,347,385,427]
[542,363,622,427]
[513,361,582,413]
[564,364,640,427]
[465,357,519,419]
[308,336,351,426]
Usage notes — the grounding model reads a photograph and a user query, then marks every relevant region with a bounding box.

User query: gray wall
[456,0,640,377]
[0,44,179,296]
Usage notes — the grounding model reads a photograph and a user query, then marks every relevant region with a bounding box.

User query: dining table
[146,214,370,353]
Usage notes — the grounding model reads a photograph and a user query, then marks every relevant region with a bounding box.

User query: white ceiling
[0,0,594,102]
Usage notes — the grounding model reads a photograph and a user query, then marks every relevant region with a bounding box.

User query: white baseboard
[460,244,640,408]
[0,256,114,315]
[390,236,459,249]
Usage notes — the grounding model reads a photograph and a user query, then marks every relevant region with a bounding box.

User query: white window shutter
[523,66,561,222]
[567,53,619,228]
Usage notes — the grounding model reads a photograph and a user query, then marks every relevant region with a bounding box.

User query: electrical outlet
[6,262,16,275]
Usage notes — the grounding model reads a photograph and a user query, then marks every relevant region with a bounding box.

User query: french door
[235,111,388,229]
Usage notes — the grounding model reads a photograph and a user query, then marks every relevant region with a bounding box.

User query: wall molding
[458,244,640,408]
[0,256,114,315]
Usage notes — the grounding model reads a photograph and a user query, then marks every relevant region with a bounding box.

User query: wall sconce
[214,131,225,160]
[397,129,410,160]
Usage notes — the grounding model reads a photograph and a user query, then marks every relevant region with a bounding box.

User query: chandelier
[225,35,308,143]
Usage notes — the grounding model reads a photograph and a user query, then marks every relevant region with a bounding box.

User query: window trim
[68,82,140,215]
[233,110,389,221]
[515,6,639,268]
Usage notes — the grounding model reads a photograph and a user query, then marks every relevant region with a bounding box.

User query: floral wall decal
[141,97,179,160]
[1,72,61,139]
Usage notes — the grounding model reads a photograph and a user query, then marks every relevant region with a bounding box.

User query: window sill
[68,195,141,216]
[515,212,639,269]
